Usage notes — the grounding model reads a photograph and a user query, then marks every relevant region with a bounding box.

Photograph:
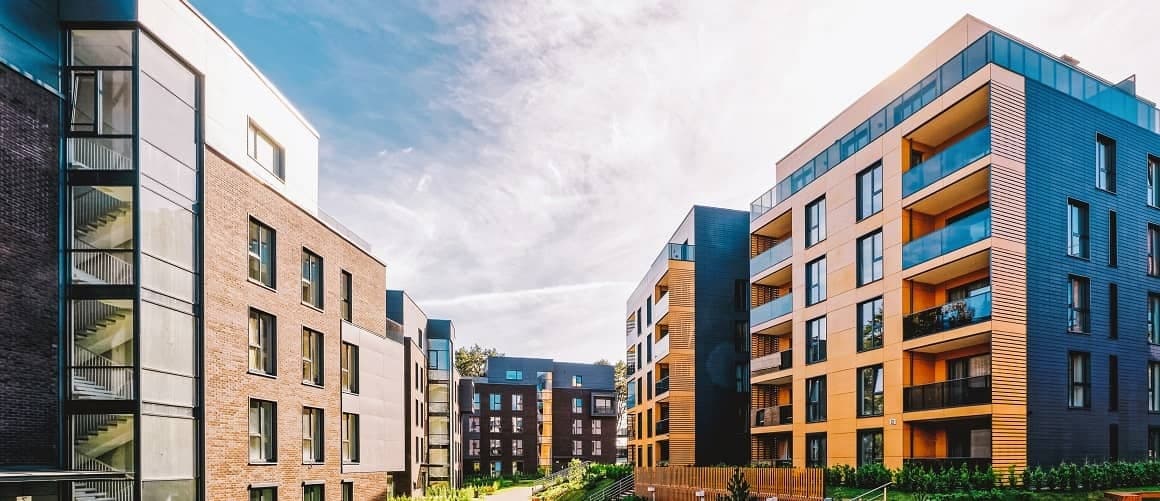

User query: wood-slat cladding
[988,75,1029,473]
[752,234,777,258]
[635,466,825,501]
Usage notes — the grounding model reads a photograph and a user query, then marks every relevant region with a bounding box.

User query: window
[490,394,502,411]
[339,270,352,322]
[647,334,653,362]
[302,328,323,386]
[858,297,884,352]
[248,309,276,375]
[247,121,285,179]
[806,316,827,364]
[806,196,826,247]
[1068,352,1090,409]
[248,399,276,463]
[1109,355,1119,411]
[1150,156,1160,208]
[806,257,827,305]
[1151,225,1160,276]
[473,393,480,412]
[806,433,827,468]
[1152,429,1160,459]
[489,416,502,433]
[1110,423,1120,461]
[857,162,883,220]
[342,482,353,501]
[1151,295,1160,344]
[857,230,884,286]
[512,394,524,411]
[468,439,480,456]
[1067,276,1090,333]
[512,417,524,433]
[858,429,884,466]
[342,412,360,463]
[1108,211,1118,267]
[572,419,583,435]
[594,396,614,414]
[573,375,583,387]
[248,219,276,287]
[573,397,583,413]
[490,460,502,477]
[858,365,884,417]
[1096,134,1115,192]
[646,295,652,325]
[592,440,602,456]
[505,370,523,381]
[468,417,480,433]
[1109,283,1118,339]
[489,439,502,455]
[301,249,323,308]
[1067,200,1089,259]
[302,407,324,463]
[1150,363,1160,412]
[341,342,358,394]
[806,376,827,422]
[573,440,583,456]
[250,487,276,501]
[512,439,524,456]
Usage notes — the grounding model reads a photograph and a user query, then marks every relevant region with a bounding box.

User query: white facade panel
[342,321,406,473]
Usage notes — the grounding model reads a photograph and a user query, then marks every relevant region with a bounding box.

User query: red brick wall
[203,147,391,500]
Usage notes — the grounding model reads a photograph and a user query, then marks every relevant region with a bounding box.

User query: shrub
[716,467,751,501]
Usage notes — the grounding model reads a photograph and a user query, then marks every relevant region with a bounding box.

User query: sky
[189,0,1160,364]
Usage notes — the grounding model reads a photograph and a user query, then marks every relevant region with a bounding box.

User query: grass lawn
[827,486,1160,501]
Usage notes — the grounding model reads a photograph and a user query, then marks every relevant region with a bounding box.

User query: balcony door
[947,354,990,380]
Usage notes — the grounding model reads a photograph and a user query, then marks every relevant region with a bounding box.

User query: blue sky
[189,0,1160,363]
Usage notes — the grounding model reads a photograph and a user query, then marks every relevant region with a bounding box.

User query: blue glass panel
[869,109,887,141]
[940,53,964,91]
[964,36,988,75]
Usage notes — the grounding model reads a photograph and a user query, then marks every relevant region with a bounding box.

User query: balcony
[752,293,793,327]
[654,293,670,325]
[751,238,792,277]
[904,457,991,471]
[902,208,990,269]
[651,243,695,273]
[903,126,991,198]
[655,376,669,396]
[654,334,670,362]
[751,350,792,375]
[903,292,992,340]
[656,419,669,435]
[904,375,991,412]
[752,405,792,427]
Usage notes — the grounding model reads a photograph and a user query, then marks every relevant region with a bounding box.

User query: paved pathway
[486,486,536,501]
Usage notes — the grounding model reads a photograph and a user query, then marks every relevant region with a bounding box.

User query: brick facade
[551,388,618,468]
[467,383,538,477]
[0,65,59,466]
[203,146,392,500]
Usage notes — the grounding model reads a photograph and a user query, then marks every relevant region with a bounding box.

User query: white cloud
[305,0,1160,362]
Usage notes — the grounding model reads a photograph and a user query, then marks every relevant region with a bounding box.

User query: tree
[455,344,503,377]
[717,467,751,501]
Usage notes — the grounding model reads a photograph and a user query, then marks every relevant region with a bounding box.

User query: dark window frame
[857,229,884,286]
[806,433,827,468]
[248,217,276,288]
[805,196,827,247]
[339,270,353,322]
[806,256,827,306]
[1068,351,1091,409]
[1067,275,1090,334]
[1096,133,1116,193]
[248,398,277,464]
[857,162,884,220]
[1066,199,1089,259]
[301,248,324,309]
[340,341,359,394]
[248,308,277,376]
[806,376,827,423]
[857,297,884,352]
[857,428,884,466]
[857,364,885,417]
[806,316,827,364]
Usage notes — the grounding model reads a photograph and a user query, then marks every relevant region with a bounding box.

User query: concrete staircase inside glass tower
[71,186,132,285]
[71,299,133,400]
[71,414,134,501]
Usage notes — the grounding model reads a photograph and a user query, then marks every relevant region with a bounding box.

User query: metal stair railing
[72,346,133,400]
[68,137,133,171]
[73,187,129,233]
[534,461,591,490]
[72,240,132,285]
[849,482,894,501]
[73,300,121,339]
[586,473,634,501]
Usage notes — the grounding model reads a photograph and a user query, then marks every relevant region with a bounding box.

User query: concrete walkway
[486,486,536,501]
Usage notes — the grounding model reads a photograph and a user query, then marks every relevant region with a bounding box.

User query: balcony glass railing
[902,126,991,197]
[656,419,669,435]
[752,293,793,326]
[655,376,669,396]
[903,375,991,412]
[751,238,793,277]
[902,208,991,268]
[752,405,792,427]
[649,243,695,275]
[751,350,793,374]
[903,292,992,340]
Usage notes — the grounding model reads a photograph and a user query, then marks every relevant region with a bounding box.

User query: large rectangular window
[302,407,324,463]
[1151,225,1160,277]
[340,270,353,322]
[248,399,276,463]
[1068,352,1091,409]
[806,257,827,305]
[806,196,826,247]
[248,309,276,375]
[342,412,360,464]
[806,433,827,468]
[342,482,353,501]
[1150,363,1160,412]
[1108,211,1118,267]
[806,376,826,423]
[1096,134,1115,192]
[572,418,583,435]
[1067,275,1090,333]
[302,328,323,386]
[247,121,284,179]
[489,416,502,433]
[250,487,276,501]
[1150,156,1160,208]
[341,342,358,394]
[858,429,884,466]
[1109,283,1119,339]
[857,162,883,220]
[511,394,524,411]
[490,394,501,411]
[806,316,827,364]
[1067,199,1089,259]
[858,365,885,417]
[303,484,323,501]
[858,297,884,352]
[1151,295,1160,345]
[573,440,583,456]
[505,370,523,381]
[857,230,884,286]
[301,249,324,308]
[573,397,584,413]
[513,439,524,456]
[513,416,524,433]
[248,218,276,287]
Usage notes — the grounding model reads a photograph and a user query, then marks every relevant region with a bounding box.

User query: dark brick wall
[0,65,59,466]
[550,388,617,468]
[1025,79,1160,465]
[466,383,538,476]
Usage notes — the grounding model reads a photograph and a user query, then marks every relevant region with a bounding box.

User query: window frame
[1095,133,1116,192]
[342,482,354,501]
[572,418,583,435]
[1150,224,1160,277]
[301,328,324,386]
[1068,351,1091,409]
[857,365,885,418]
[1150,362,1160,413]
[248,399,277,464]
[1150,294,1160,345]
[592,419,602,435]
[805,196,827,247]
[1149,155,1160,208]
[1066,199,1090,259]
[857,162,884,221]
[512,439,524,456]
[511,394,523,411]
[512,416,524,433]
[302,406,324,463]
[572,397,583,413]
[489,416,502,433]
[247,119,285,180]
[505,370,523,381]
[342,412,360,464]
[806,376,827,423]
[857,230,884,286]
[806,256,827,306]
[806,433,827,468]
[1108,211,1118,267]
[1067,275,1090,334]
[806,316,827,364]
[857,428,884,466]
[489,393,502,411]
[249,486,276,501]
[303,484,323,501]
[573,375,583,387]
[248,217,276,288]
[341,342,359,394]
[857,297,884,352]
[248,308,277,376]
[301,248,324,309]
[339,270,352,322]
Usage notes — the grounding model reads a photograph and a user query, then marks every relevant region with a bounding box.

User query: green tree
[717,467,750,501]
[455,344,503,377]
[613,360,627,418]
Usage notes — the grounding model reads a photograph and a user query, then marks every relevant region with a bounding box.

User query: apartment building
[462,358,618,475]
[624,206,751,468]
[747,15,1160,472]
[0,1,408,499]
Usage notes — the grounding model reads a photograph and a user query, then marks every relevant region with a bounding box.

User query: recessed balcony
[903,125,991,198]
[752,405,792,427]
[655,375,669,397]
[654,293,670,325]
[751,238,793,278]
[902,207,991,269]
[654,334,670,362]
[751,350,792,375]
[903,292,992,341]
[904,375,991,412]
[752,293,793,330]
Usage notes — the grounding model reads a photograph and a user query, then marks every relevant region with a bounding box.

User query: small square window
[247,121,285,179]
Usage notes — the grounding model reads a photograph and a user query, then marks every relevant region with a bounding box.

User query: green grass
[826,486,1160,501]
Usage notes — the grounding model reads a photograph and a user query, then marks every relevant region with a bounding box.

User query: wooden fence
[634,467,825,501]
